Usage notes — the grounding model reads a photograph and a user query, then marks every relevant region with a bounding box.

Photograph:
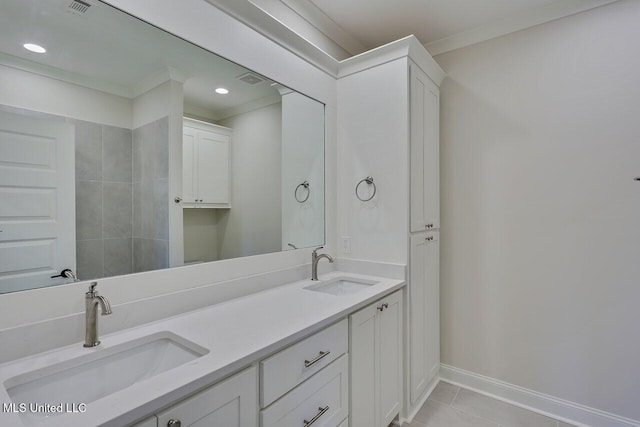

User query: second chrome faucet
[311,246,333,281]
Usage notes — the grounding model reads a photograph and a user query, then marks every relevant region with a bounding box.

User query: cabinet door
[182,127,198,204]
[410,64,440,231]
[156,366,257,427]
[349,302,377,427]
[197,129,229,204]
[409,232,440,404]
[424,231,440,385]
[378,290,403,427]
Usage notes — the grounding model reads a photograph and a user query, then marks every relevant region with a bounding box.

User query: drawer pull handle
[304,350,330,367]
[303,405,329,426]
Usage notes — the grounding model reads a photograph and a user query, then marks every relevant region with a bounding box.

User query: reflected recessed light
[215,88,229,95]
[23,43,46,54]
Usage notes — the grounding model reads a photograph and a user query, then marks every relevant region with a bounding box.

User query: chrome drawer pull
[304,350,330,367]
[303,405,329,426]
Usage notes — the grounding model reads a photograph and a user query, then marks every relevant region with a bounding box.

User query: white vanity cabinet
[349,290,403,427]
[154,366,257,427]
[410,63,440,232]
[409,231,440,403]
[260,320,349,427]
[182,118,231,208]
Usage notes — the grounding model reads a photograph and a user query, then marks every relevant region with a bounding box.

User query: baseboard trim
[440,364,640,427]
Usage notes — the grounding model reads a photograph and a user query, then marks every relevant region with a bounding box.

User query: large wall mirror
[0,0,325,294]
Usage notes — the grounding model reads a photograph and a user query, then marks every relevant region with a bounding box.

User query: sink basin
[4,332,208,425]
[305,276,378,296]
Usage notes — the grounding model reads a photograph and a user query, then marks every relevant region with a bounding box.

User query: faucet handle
[312,246,324,255]
[87,281,98,296]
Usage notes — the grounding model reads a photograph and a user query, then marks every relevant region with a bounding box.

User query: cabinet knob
[426,223,434,228]
[426,236,434,241]
[377,303,388,311]
[174,197,182,204]
[167,420,181,427]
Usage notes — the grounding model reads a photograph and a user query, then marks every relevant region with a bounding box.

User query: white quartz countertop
[0,271,404,427]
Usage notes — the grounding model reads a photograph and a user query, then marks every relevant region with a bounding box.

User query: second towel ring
[295,181,310,203]
[356,176,376,202]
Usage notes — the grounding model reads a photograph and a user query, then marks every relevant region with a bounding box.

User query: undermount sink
[4,332,208,425]
[305,276,378,296]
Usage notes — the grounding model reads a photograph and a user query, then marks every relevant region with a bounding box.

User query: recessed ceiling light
[23,43,46,54]
[215,88,229,95]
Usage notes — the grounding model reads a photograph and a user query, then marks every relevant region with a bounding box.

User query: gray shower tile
[103,182,132,238]
[102,125,132,182]
[132,238,142,273]
[132,132,142,183]
[141,181,156,239]
[104,238,132,277]
[140,239,169,272]
[132,182,142,238]
[138,125,156,183]
[74,120,102,181]
[76,239,103,281]
[154,117,169,180]
[154,179,169,240]
[76,180,102,240]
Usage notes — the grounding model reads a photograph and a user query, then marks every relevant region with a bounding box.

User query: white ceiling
[280,0,620,56]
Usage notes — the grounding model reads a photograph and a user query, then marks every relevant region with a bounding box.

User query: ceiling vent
[236,72,265,85]
[67,0,93,16]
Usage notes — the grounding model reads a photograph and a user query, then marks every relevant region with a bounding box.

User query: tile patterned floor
[405,382,577,427]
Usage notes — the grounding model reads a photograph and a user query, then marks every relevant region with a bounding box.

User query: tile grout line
[450,384,462,406]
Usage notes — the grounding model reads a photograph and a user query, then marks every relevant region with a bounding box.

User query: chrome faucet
[311,246,333,281]
[84,282,112,348]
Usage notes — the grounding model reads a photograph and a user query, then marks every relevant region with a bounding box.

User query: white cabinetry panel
[350,290,403,427]
[410,64,440,232]
[156,366,257,427]
[261,355,348,427]
[409,231,440,404]
[182,118,231,208]
[260,319,347,408]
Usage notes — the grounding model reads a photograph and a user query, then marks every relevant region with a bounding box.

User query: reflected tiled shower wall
[74,121,133,280]
[132,117,170,273]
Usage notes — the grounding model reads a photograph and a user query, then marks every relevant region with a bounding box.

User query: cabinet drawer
[260,319,347,407]
[261,354,349,427]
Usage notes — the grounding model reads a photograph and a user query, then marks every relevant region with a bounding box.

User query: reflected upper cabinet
[182,118,232,208]
[0,0,325,294]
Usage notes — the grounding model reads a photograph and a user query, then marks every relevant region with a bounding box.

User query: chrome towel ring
[356,176,376,202]
[295,180,310,203]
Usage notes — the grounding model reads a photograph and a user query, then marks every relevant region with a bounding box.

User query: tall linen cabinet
[337,36,444,422]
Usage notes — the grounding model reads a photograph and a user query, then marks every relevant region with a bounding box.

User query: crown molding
[203,0,340,77]
[425,0,621,56]
[0,52,132,98]
[278,0,367,57]
[338,35,445,86]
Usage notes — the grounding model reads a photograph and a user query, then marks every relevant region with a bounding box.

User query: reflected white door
[0,111,75,293]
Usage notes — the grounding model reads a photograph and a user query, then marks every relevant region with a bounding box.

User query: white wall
[337,58,409,264]
[281,92,325,250]
[218,103,282,259]
[183,209,220,263]
[0,64,132,128]
[437,0,640,421]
